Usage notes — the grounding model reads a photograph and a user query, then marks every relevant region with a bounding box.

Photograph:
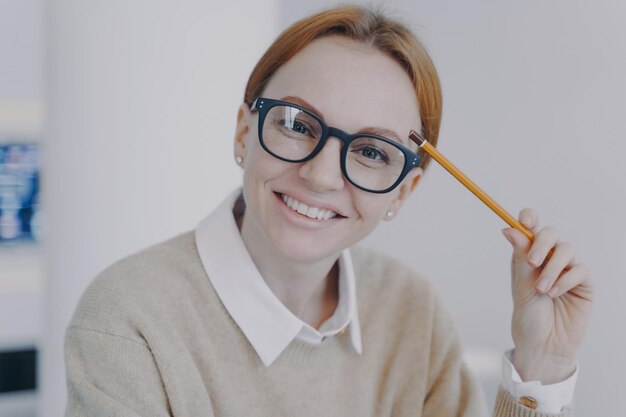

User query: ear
[234,102,253,161]
[385,167,423,220]
[410,172,423,191]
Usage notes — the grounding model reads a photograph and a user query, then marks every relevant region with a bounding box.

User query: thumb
[502,227,532,261]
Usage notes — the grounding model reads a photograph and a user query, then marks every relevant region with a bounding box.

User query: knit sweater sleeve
[493,386,572,417]
[64,325,172,417]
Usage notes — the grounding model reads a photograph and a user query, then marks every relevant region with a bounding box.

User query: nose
[297,137,345,192]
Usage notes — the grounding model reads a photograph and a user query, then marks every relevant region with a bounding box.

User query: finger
[546,263,593,299]
[535,241,576,294]
[518,208,540,231]
[502,227,532,262]
[527,226,559,267]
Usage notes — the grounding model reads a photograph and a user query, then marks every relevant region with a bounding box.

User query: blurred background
[0,0,623,416]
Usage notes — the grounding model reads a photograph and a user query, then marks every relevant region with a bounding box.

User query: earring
[385,210,395,219]
[235,156,243,165]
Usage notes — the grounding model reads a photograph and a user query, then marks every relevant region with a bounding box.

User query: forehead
[261,36,421,139]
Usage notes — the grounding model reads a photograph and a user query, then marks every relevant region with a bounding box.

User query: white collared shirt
[194,189,576,412]
[195,189,362,367]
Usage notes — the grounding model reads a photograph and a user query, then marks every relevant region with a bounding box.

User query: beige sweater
[64,232,570,417]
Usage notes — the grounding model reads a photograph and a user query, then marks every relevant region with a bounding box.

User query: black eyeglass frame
[250,97,422,194]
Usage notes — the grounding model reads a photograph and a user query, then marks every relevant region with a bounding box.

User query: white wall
[282,0,626,414]
[42,1,279,416]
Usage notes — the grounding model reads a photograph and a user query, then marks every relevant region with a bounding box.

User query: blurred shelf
[0,244,41,294]
[0,244,42,347]
[0,100,43,137]
[0,390,37,417]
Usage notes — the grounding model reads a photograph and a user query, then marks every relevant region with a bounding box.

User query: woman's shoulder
[350,245,438,304]
[67,231,205,334]
[91,230,199,292]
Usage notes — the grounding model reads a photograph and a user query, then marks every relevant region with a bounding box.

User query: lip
[273,191,346,227]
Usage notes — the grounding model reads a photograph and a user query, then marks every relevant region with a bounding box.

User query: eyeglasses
[250,97,422,194]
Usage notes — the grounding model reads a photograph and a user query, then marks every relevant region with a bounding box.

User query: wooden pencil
[408,130,535,241]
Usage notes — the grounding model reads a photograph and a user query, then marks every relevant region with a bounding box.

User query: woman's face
[234,36,423,264]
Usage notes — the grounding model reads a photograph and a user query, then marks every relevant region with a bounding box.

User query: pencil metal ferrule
[408,130,426,147]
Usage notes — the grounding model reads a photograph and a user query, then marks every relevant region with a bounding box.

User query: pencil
[408,130,535,242]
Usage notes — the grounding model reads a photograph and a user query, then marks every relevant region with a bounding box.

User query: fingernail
[521,215,531,227]
[528,251,541,266]
[536,278,549,293]
[548,285,560,298]
[501,229,514,244]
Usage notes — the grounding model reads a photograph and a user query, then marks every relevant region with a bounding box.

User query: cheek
[351,192,390,226]
[350,187,404,239]
[243,142,285,182]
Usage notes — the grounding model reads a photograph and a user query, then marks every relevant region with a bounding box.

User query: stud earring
[235,156,243,165]
[385,210,395,219]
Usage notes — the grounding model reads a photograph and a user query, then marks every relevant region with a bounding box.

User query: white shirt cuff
[501,349,577,414]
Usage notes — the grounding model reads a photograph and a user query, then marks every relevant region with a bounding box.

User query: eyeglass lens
[262,105,406,191]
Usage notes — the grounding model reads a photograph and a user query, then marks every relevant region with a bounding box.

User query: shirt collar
[195,189,362,366]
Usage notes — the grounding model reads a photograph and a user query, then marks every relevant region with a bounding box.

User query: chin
[266,229,344,264]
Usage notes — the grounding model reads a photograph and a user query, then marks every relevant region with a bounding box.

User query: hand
[502,208,593,384]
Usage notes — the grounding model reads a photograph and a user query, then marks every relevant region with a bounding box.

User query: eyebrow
[280,95,406,145]
[280,96,325,119]
[356,127,404,144]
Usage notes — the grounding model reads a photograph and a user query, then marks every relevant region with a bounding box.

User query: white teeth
[296,203,308,215]
[281,193,338,220]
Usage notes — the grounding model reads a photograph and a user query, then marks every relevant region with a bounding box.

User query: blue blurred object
[0,143,39,243]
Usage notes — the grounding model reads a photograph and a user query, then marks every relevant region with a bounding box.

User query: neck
[236,202,339,329]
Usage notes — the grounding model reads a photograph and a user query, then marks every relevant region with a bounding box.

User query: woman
[64,5,593,416]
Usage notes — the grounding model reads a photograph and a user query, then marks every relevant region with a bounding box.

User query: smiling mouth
[279,193,341,220]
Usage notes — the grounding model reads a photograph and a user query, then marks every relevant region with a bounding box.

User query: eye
[276,117,318,139]
[290,120,309,135]
[357,146,388,162]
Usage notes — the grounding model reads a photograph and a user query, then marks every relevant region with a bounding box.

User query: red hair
[244,5,442,186]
